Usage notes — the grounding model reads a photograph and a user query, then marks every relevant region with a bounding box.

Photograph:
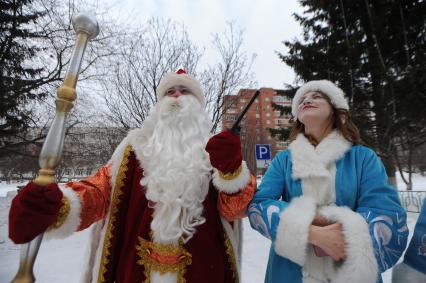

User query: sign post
[255,144,271,169]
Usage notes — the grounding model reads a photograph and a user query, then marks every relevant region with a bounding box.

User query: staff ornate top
[72,12,99,39]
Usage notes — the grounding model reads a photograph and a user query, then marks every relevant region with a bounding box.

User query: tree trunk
[383,156,397,189]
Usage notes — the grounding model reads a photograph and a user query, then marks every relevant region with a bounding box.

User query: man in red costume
[9,69,256,283]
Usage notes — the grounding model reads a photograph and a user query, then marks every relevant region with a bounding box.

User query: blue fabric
[248,145,408,283]
[404,198,426,275]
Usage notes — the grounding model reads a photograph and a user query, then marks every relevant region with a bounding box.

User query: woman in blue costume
[248,80,408,283]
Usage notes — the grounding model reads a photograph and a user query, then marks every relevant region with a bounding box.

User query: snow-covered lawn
[0,215,418,283]
[0,173,424,282]
[0,181,26,197]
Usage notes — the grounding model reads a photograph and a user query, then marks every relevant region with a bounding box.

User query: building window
[227,108,238,114]
[240,98,248,103]
[225,115,237,121]
[266,113,270,117]
[274,111,281,117]
[266,120,270,124]
[265,97,270,102]
[255,114,260,118]
[257,136,260,141]
[240,106,244,110]
[272,96,291,103]
[266,105,270,109]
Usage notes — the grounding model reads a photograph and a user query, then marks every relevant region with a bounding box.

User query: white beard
[138,95,213,245]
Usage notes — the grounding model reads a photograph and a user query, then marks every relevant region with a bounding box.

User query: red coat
[60,145,255,283]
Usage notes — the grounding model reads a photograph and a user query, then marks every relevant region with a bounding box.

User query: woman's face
[297,91,333,127]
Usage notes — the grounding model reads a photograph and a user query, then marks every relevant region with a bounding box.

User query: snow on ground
[0,173,424,282]
[0,181,26,197]
[396,172,426,191]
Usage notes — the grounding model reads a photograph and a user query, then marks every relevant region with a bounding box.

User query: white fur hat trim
[157,71,205,105]
[291,80,349,117]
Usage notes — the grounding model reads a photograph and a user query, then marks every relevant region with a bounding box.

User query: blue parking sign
[255,144,271,160]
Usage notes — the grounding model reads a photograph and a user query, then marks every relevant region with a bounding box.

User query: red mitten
[9,182,63,244]
[205,130,242,174]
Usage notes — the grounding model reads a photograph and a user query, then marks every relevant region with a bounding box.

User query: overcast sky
[105,0,304,89]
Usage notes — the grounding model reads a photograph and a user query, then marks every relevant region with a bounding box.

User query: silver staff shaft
[11,13,99,283]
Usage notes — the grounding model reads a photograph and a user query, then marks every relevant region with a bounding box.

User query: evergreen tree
[275,0,426,184]
[0,0,45,155]
[268,88,294,141]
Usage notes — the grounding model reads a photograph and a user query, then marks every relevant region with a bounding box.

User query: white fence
[399,191,426,213]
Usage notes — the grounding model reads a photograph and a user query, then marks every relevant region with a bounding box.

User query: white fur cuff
[44,185,81,240]
[274,196,317,265]
[320,206,378,283]
[212,161,250,194]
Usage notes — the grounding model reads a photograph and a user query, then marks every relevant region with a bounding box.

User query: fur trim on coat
[274,130,378,283]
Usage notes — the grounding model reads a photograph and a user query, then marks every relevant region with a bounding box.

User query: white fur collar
[125,128,150,169]
[289,130,351,180]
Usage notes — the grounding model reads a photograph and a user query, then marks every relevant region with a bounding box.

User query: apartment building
[221,88,292,174]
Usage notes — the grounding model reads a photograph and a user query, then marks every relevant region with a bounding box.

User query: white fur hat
[291,80,349,117]
[157,69,205,105]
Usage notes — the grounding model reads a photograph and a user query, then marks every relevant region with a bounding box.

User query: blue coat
[248,132,408,283]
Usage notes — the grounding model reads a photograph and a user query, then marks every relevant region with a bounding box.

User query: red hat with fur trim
[157,69,205,105]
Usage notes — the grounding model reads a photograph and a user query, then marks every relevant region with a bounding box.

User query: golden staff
[10,12,99,283]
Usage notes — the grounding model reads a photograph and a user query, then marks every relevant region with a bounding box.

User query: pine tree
[275,0,426,184]
[0,0,45,155]
[268,88,294,141]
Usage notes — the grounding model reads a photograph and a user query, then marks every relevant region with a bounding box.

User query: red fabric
[66,165,112,231]
[94,152,236,283]
[176,68,186,74]
[205,130,242,173]
[218,175,257,221]
[9,182,63,244]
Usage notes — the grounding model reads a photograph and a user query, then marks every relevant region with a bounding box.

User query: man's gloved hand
[205,130,243,174]
[9,182,63,244]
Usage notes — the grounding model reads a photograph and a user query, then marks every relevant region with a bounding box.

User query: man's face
[165,85,193,98]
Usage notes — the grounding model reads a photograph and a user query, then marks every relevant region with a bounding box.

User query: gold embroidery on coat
[49,196,70,229]
[136,236,192,283]
[224,232,239,283]
[97,145,132,283]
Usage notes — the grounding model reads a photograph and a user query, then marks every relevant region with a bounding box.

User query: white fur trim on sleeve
[320,205,378,283]
[44,184,81,240]
[274,196,317,265]
[212,161,250,194]
[221,217,241,276]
